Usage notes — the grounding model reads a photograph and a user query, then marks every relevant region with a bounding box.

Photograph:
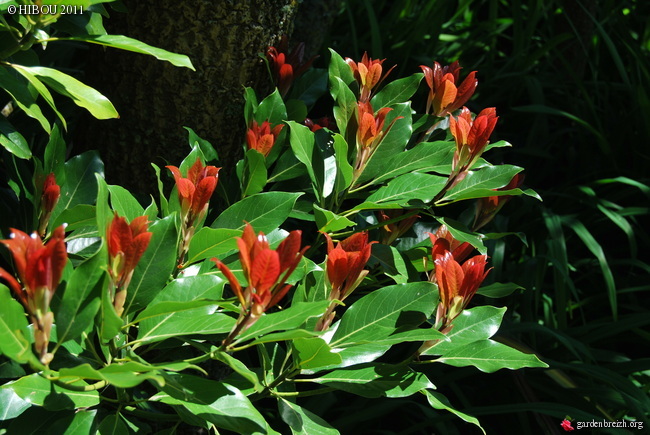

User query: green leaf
[134,302,235,346]
[58,362,166,389]
[59,34,194,69]
[330,77,357,137]
[424,306,506,352]
[365,172,447,205]
[55,248,105,344]
[371,73,423,108]
[330,282,437,347]
[243,87,258,126]
[288,121,320,198]
[99,272,122,343]
[151,274,225,304]
[308,363,433,398]
[441,165,523,202]
[0,66,51,133]
[370,244,409,284]
[0,285,39,366]
[186,228,240,265]
[235,301,330,344]
[2,374,100,409]
[255,88,287,124]
[434,216,487,254]
[328,48,355,90]
[313,204,355,232]
[23,65,118,119]
[108,184,145,221]
[363,140,453,186]
[423,390,485,434]
[98,413,130,435]
[44,124,66,182]
[0,383,31,420]
[51,151,104,225]
[279,398,340,435]
[293,337,342,370]
[211,192,302,234]
[332,134,353,192]
[52,204,96,232]
[242,149,268,197]
[185,127,218,161]
[0,117,31,159]
[210,350,262,391]
[10,63,67,129]
[124,215,178,314]
[153,374,272,434]
[434,339,548,372]
[476,282,524,298]
[48,409,97,434]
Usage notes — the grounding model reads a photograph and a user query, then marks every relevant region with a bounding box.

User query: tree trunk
[77,0,299,193]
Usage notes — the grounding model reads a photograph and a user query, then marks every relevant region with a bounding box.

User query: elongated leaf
[151,274,225,304]
[370,244,409,284]
[24,66,118,119]
[235,301,330,343]
[308,363,433,398]
[59,34,194,69]
[332,133,353,192]
[0,117,31,159]
[124,215,178,314]
[441,165,523,202]
[293,337,342,370]
[2,374,99,409]
[255,88,287,124]
[58,362,165,389]
[55,248,105,343]
[423,390,485,434]
[279,398,340,435]
[476,282,524,298]
[330,282,437,347]
[313,204,355,232]
[210,349,262,391]
[0,387,31,420]
[52,204,96,232]
[365,172,447,205]
[371,73,423,108]
[288,121,320,197]
[98,413,130,435]
[0,285,38,366]
[424,306,506,352]
[435,339,548,372]
[0,66,50,132]
[186,228,240,265]
[242,149,267,197]
[10,63,67,129]
[211,192,302,233]
[154,374,272,434]
[108,184,145,221]
[135,303,235,346]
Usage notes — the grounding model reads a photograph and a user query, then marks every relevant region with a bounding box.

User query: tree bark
[77,0,299,193]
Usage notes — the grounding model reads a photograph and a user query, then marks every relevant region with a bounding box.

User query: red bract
[38,173,61,237]
[246,120,284,157]
[266,36,316,96]
[353,102,400,182]
[473,173,525,230]
[213,223,307,318]
[434,251,491,328]
[0,225,67,363]
[428,225,474,264]
[450,107,499,174]
[346,52,395,103]
[304,116,332,132]
[420,61,477,117]
[107,214,152,290]
[167,159,220,225]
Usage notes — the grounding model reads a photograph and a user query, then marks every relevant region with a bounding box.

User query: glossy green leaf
[268,150,305,183]
[332,133,353,192]
[135,303,235,346]
[108,184,145,221]
[308,363,432,398]
[313,204,355,232]
[47,409,97,434]
[44,124,66,181]
[210,349,262,391]
[58,362,165,389]
[424,306,506,352]
[211,192,302,234]
[370,244,409,284]
[185,127,218,161]
[235,301,330,344]
[255,88,287,124]
[441,165,523,202]
[151,274,225,304]
[365,172,447,205]
[293,337,342,370]
[99,272,122,343]
[434,339,548,372]
[0,66,51,133]
[51,151,104,225]
[363,140,453,186]
[2,374,100,409]
[59,34,194,69]
[24,65,118,119]
[330,282,437,347]
[0,285,38,366]
[328,48,355,90]
[0,382,31,420]
[477,282,524,298]
[434,217,487,254]
[288,121,320,197]
[371,73,423,108]
[279,398,340,435]
[52,204,96,232]
[124,214,178,314]
[0,117,31,159]
[330,77,357,137]
[243,87,258,126]
[55,248,105,344]
[10,63,67,129]
[186,228,240,265]
[245,329,318,347]
[154,374,272,434]
[98,413,130,435]
[423,390,485,434]
[242,149,267,197]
